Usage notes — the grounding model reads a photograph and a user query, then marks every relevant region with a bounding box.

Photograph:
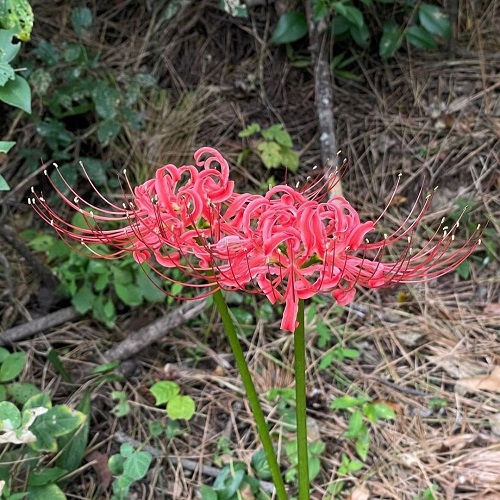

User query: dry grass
[1,0,499,498]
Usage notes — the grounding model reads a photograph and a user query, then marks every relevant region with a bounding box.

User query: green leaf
[6,382,41,405]
[120,443,134,458]
[238,123,261,138]
[456,260,470,280]
[418,3,451,39]
[90,361,120,375]
[230,307,254,326]
[71,7,93,36]
[330,16,350,37]
[0,29,21,62]
[37,120,74,150]
[344,410,364,439]
[0,61,15,85]
[261,124,292,147]
[350,22,370,48]
[0,351,26,382]
[92,81,120,119]
[340,5,364,28]
[406,25,437,49]
[56,392,90,473]
[28,467,68,486]
[355,425,370,461]
[166,395,195,420]
[111,390,130,417]
[251,449,271,480]
[372,403,396,420]
[220,0,248,18]
[0,73,31,112]
[0,401,22,430]
[72,284,95,314]
[379,21,403,60]
[78,157,111,187]
[29,68,52,95]
[280,148,299,172]
[213,466,245,498]
[23,392,52,411]
[97,119,121,146]
[136,271,165,303]
[122,450,153,481]
[257,141,282,169]
[271,11,307,44]
[148,420,164,437]
[26,483,66,500]
[47,349,72,383]
[0,347,10,362]
[199,485,218,500]
[0,384,6,401]
[331,2,348,17]
[150,381,180,406]
[108,453,126,475]
[309,456,321,481]
[331,395,364,410]
[29,405,86,452]
[115,282,143,307]
[0,1,34,42]
[0,140,15,153]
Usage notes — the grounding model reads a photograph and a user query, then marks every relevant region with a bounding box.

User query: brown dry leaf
[428,355,488,379]
[455,449,500,487]
[484,302,500,316]
[489,413,500,438]
[455,366,500,395]
[349,484,370,500]
[86,451,113,490]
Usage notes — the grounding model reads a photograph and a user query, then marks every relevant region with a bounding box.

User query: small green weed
[150,380,196,421]
[23,226,168,327]
[0,347,89,499]
[269,1,451,61]
[238,123,299,172]
[108,443,153,500]
[200,460,271,500]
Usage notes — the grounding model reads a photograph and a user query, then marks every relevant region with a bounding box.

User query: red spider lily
[30,148,483,332]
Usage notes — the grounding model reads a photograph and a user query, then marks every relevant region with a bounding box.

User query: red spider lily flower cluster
[29,148,482,332]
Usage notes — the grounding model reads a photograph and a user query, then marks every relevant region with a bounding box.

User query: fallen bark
[0,306,80,345]
[104,298,207,362]
[305,1,343,197]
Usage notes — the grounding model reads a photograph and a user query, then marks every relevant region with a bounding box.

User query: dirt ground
[0,0,499,498]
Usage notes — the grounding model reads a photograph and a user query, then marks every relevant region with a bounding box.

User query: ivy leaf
[271,11,307,44]
[122,450,153,481]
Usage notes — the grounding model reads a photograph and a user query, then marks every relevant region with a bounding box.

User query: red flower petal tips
[30,147,483,332]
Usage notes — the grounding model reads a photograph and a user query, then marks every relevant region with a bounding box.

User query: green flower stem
[294,299,310,500]
[212,289,287,500]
